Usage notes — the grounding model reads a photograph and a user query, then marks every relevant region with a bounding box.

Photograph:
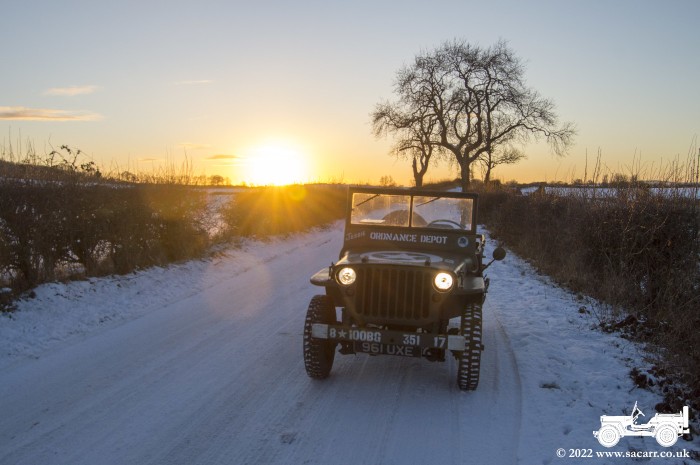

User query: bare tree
[378,175,396,187]
[481,145,526,184]
[375,39,575,191]
[373,103,443,187]
[209,174,226,186]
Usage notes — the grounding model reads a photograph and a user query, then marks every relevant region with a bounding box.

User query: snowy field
[0,222,697,464]
[520,185,700,199]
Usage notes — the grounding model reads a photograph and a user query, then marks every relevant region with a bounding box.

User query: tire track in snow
[446,303,522,465]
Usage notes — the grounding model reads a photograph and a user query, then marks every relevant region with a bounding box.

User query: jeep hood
[336,250,475,273]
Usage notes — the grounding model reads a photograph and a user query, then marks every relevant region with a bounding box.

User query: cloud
[206,154,240,160]
[44,85,99,96]
[0,106,102,121]
[174,79,213,85]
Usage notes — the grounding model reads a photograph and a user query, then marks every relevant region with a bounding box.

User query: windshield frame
[347,187,478,234]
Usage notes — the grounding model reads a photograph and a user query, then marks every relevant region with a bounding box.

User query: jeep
[303,186,505,390]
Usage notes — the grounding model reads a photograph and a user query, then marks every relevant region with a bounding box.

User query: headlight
[337,267,357,286]
[434,272,454,291]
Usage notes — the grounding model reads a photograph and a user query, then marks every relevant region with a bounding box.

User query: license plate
[353,341,423,357]
[320,325,465,351]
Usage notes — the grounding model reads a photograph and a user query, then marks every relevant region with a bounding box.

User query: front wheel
[655,424,678,447]
[596,425,621,447]
[303,295,337,379]
[456,301,482,390]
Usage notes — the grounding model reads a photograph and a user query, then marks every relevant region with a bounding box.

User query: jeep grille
[355,267,432,321]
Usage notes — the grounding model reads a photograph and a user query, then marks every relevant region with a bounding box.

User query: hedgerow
[0,180,211,290]
[478,184,700,408]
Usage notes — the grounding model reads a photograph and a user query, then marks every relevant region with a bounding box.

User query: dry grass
[220,184,347,238]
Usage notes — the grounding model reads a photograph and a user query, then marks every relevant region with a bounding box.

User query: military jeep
[304,186,505,390]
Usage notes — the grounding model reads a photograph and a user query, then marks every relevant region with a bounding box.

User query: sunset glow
[243,143,309,186]
[1,2,697,185]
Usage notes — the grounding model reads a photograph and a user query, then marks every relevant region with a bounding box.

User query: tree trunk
[459,159,471,192]
[412,157,426,188]
[414,172,424,187]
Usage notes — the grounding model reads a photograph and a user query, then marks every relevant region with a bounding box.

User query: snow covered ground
[0,222,697,464]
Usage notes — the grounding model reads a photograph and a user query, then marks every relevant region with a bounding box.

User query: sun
[244,143,308,186]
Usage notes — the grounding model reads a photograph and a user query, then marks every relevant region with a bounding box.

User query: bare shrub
[0,181,69,288]
[100,187,159,274]
[141,186,210,261]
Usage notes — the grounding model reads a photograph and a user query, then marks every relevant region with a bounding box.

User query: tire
[596,425,621,448]
[655,424,678,447]
[456,301,482,391]
[303,295,337,379]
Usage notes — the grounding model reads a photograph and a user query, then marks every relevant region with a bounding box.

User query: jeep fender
[596,421,625,437]
[461,276,485,294]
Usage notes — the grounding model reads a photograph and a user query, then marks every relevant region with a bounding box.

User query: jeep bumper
[311,323,469,357]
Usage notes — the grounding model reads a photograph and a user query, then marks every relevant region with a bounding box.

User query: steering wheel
[426,219,463,229]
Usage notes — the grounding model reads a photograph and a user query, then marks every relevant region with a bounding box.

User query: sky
[1,0,698,185]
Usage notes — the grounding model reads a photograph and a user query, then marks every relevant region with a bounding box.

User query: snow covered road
[1,224,697,464]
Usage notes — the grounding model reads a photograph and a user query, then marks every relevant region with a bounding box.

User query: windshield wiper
[354,193,381,208]
[415,196,441,207]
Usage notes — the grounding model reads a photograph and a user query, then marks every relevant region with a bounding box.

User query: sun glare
[244,143,308,186]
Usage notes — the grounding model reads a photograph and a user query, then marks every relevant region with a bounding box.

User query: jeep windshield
[350,192,474,230]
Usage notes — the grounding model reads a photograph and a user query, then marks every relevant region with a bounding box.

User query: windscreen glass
[412,196,474,230]
[351,194,412,227]
[350,193,474,230]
